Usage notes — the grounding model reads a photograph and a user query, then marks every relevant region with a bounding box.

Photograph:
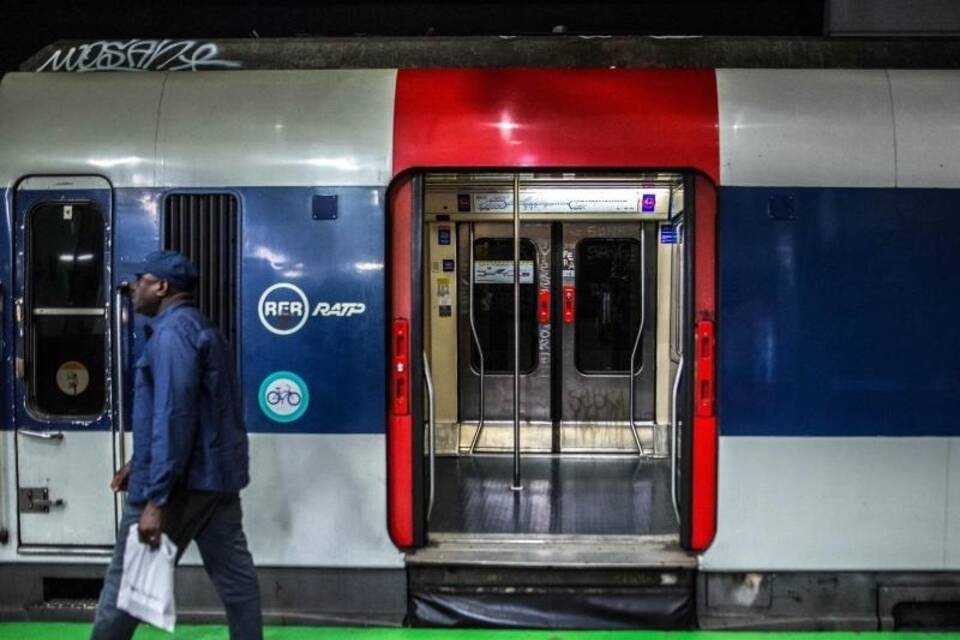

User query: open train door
[385,76,720,624]
[387,171,717,553]
[13,176,118,550]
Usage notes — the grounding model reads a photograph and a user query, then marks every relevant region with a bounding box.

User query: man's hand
[138,502,165,549]
[110,462,131,493]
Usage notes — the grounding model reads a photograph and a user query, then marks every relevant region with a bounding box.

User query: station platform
[0,625,953,639]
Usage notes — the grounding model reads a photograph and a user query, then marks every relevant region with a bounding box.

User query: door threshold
[408,532,695,568]
[441,451,667,459]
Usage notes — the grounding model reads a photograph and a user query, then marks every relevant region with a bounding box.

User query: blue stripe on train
[12,183,956,438]
[718,186,960,437]
[0,187,386,433]
[235,187,385,435]
[116,186,386,435]
[0,185,385,435]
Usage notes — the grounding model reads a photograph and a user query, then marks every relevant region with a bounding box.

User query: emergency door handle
[19,430,64,441]
[391,319,410,415]
[562,286,575,324]
[14,297,23,379]
[538,290,550,324]
[694,320,716,417]
[114,283,130,467]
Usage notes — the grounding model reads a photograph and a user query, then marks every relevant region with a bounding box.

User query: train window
[163,194,239,351]
[471,238,538,375]
[27,203,107,417]
[575,238,644,374]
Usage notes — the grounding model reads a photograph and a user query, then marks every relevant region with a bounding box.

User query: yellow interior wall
[426,222,459,425]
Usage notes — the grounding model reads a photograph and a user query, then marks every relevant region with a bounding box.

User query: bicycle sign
[267,383,302,407]
[258,371,309,423]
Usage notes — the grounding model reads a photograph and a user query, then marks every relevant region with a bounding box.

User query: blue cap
[135,250,198,291]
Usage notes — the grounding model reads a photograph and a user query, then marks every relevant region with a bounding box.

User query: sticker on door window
[56,361,89,396]
[258,371,309,423]
[474,260,535,284]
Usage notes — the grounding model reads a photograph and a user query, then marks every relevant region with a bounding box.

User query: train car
[0,37,958,630]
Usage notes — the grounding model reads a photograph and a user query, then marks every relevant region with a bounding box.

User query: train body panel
[179,434,402,568]
[950,447,960,568]
[156,71,396,188]
[0,71,401,571]
[716,186,960,439]
[392,68,720,180]
[703,69,960,573]
[0,70,396,189]
[702,436,956,571]
[717,69,896,188]
[0,73,164,188]
[0,62,957,627]
[236,185,386,435]
[889,70,960,189]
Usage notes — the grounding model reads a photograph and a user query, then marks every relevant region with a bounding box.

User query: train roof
[20,35,960,73]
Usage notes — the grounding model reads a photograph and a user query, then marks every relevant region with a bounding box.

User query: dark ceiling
[0,1,825,71]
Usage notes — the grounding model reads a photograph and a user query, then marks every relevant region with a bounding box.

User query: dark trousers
[90,492,263,640]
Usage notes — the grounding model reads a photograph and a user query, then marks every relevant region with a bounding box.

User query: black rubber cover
[409,586,695,629]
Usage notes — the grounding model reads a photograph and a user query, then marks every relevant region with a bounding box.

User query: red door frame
[386,69,718,550]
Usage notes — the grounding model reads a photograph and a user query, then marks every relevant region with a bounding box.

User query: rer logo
[258,283,309,336]
[258,282,368,335]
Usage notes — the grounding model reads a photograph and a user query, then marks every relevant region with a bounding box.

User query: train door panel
[560,223,657,452]
[454,221,658,454]
[456,223,552,451]
[14,176,116,548]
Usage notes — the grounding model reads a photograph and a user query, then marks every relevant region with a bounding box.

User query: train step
[405,534,696,628]
[407,533,695,568]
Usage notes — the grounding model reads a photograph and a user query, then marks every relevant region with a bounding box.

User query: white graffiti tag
[37,40,241,72]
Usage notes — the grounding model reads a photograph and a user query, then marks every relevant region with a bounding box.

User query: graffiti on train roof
[22,35,960,72]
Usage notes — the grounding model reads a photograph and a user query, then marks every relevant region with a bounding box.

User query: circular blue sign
[258,371,310,423]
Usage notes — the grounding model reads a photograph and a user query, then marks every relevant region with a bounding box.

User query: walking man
[92,250,262,640]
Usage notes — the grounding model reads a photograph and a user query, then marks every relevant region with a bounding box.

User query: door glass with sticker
[27,203,106,416]
[470,238,538,374]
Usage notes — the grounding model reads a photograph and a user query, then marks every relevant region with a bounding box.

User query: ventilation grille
[163,194,239,349]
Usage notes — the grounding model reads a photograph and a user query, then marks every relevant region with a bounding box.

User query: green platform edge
[1,625,959,640]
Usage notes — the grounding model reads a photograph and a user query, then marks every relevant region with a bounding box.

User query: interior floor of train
[429,455,677,536]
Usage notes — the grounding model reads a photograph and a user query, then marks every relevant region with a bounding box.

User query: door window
[471,238,538,374]
[575,238,644,374]
[26,202,106,416]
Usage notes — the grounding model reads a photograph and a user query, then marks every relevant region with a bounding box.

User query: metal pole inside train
[512,173,522,491]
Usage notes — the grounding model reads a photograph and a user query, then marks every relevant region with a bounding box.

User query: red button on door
[694,319,716,418]
[538,289,550,324]
[563,286,575,324]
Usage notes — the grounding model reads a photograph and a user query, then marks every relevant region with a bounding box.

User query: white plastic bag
[116,523,178,632]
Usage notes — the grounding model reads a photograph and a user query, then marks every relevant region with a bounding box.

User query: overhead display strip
[424,174,683,221]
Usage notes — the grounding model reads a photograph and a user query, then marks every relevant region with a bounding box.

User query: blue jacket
[127,301,249,506]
